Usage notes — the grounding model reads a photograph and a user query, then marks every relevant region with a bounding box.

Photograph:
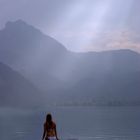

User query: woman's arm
[55,125,59,140]
[42,124,46,140]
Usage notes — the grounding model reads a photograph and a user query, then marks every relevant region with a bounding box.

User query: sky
[0,0,140,52]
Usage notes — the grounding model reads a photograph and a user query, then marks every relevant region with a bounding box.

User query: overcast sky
[0,0,140,52]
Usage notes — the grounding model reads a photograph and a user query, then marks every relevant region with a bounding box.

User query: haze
[0,0,140,52]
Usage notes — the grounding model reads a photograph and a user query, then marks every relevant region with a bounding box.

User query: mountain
[0,20,68,91]
[0,62,44,108]
[0,20,140,106]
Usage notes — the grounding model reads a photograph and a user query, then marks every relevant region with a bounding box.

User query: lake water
[0,106,140,140]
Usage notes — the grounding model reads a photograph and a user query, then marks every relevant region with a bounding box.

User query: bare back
[44,121,56,137]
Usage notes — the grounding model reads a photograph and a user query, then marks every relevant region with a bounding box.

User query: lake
[0,106,140,140]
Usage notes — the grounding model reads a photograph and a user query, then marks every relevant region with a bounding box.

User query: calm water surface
[0,106,140,140]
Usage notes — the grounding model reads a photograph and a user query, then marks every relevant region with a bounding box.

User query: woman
[42,113,59,140]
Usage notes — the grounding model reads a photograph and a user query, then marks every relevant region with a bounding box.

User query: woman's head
[46,113,52,123]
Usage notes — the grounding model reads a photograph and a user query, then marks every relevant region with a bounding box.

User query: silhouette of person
[42,113,59,140]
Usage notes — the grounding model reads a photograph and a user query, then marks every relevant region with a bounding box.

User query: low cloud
[83,29,140,53]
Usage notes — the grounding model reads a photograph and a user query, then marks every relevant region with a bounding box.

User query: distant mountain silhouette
[0,20,67,90]
[0,62,43,108]
[0,20,140,106]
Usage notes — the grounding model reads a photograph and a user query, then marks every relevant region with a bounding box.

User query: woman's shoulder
[44,122,47,127]
[52,121,56,127]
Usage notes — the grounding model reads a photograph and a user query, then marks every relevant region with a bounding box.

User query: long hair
[46,113,53,126]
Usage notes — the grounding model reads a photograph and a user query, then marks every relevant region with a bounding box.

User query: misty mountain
[0,20,68,90]
[0,20,140,105]
[0,62,43,108]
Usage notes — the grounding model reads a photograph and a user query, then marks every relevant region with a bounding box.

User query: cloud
[83,29,140,53]
[1,0,140,53]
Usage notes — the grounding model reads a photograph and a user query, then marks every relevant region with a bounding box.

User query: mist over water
[0,1,140,140]
[0,106,140,140]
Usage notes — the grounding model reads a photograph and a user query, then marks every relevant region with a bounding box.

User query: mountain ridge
[0,61,45,108]
[0,20,140,106]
